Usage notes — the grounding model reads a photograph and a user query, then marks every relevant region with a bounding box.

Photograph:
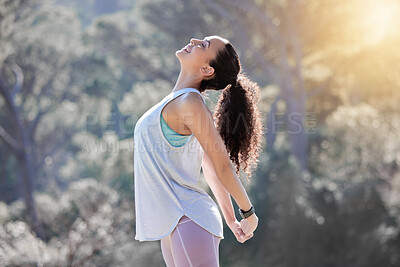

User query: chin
[175,50,185,61]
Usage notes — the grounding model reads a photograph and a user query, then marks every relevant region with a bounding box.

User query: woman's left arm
[202,151,252,242]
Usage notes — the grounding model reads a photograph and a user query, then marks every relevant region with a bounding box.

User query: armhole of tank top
[158,89,199,149]
[186,90,206,105]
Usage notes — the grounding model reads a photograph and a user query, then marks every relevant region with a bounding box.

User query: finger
[239,220,250,234]
[234,225,245,236]
[236,230,245,239]
[246,233,254,238]
[236,231,247,241]
[243,233,253,242]
[241,235,251,243]
[239,227,246,235]
[235,233,244,243]
[242,231,253,239]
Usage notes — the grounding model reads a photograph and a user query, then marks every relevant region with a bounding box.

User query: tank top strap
[170,88,206,104]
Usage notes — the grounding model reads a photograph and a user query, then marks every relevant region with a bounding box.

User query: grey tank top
[133,87,224,241]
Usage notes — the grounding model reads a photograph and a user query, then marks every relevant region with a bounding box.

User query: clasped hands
[227,213,259,243]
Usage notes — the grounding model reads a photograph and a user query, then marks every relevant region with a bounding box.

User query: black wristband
[239,205,255,219]
[241,206,253,213]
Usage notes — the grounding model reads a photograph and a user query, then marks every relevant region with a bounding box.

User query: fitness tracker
[238,205,255,219]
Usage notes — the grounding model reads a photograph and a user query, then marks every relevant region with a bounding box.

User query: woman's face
[176,35,227,78]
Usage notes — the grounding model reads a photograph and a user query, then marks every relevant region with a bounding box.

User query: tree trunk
[286,96,307,170]
[0,74,44,240]
[17,147,45,240]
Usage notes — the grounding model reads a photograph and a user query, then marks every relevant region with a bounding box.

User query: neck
[172,67,202,93]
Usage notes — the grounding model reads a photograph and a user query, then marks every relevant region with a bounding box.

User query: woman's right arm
[178,93,258,236]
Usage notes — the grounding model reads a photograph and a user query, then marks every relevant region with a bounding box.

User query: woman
[133,35,263,266]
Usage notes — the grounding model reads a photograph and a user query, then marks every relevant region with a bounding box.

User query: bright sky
[356,0,400,46]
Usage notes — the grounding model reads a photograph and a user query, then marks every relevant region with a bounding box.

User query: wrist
[245,212,257,220]
[226,216,237,226]
[238,205,255,219]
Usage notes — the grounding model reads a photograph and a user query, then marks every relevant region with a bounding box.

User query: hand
[239,213,259,237]
[227,219,254,243]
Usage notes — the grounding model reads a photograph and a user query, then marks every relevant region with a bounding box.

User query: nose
[190,38,199,45]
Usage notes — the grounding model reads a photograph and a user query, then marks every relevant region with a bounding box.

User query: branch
[28,80,71,139]
[0,75,20,122]
[20,71,36,108]
[11,63,24,99]
[0,74,25,148]
[0,125,21,153]
[28,101,60,140]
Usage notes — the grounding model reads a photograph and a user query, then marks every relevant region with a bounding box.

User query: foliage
[1,0,400,266]
[0,179,162,266]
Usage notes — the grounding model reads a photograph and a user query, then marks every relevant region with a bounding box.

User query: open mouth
[184,46,191,53]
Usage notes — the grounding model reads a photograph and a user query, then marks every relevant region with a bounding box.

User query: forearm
[211,178,236,225]
[216,162,252,212]
[203,167,236,225]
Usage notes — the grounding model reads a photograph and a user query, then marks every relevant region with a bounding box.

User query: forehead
[205,35,228,48]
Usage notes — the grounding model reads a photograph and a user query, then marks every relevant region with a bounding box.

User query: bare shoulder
[177,91,231,169]
[176,92,211,116]
[177,91,206,106]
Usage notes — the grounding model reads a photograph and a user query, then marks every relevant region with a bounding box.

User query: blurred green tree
[0,0,85,238]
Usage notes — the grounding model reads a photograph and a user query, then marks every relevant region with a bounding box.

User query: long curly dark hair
[199,42,263,181]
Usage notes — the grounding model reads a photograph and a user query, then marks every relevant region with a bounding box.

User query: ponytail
[213,72,263,181]
[199,41,264,180]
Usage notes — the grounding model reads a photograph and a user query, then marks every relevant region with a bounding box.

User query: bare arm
[201,150,236,225]
[202,150,255,242]
[178,93,253,212]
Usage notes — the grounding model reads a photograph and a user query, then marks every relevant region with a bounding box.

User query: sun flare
[356,0,400,46]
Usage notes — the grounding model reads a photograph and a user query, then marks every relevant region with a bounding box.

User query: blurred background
[1,0,400,266]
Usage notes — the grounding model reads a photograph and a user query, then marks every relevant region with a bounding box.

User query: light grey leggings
[160,215,222,267]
